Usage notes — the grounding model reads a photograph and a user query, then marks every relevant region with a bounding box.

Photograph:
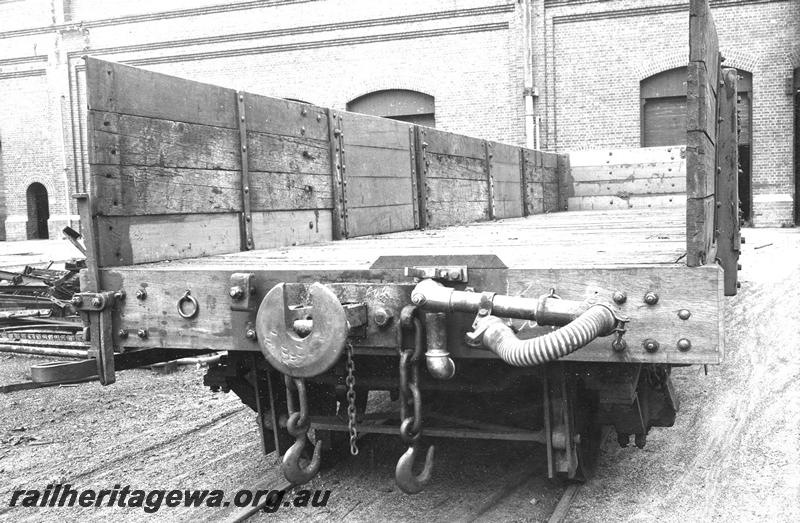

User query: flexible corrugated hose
[478,305,616,366]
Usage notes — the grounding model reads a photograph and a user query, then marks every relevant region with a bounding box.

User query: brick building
[0,0,797,240]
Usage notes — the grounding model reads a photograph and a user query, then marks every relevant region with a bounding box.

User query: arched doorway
[640,67,754,222]
[347,89,435,127]
[26,182,49,239]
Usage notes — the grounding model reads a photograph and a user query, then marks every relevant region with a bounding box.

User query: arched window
[347,89,435,127]
[640,67,688,147]
[26,182,49,239]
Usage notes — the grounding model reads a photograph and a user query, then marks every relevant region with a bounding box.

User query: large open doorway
[736,71,753,225]
[26,182,49,239]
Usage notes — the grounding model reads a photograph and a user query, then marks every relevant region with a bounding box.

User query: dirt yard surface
[0,238,82,272]
[1,228,798,522]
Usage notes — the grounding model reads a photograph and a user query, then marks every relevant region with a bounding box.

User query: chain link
[399,317,424,445]
[345,342,358,455]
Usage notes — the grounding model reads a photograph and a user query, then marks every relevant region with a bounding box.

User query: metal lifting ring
[177,290,199,319]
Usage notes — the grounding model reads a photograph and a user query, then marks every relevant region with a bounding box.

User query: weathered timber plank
[341,112,413,149]
[344,146,414,178]
[346,176,413,208]
[89,111,239,170]
[426,152,486,181]
[523,154,543,183]
[420,127,485,159]
[508,264,721,364]
[542,152,558,169]
[689,0,720,74]
[543,182,560,212]
[572,176,686,197]
[493,180,524,214]
[89,111,330,175]
[715,68,740,295]
[92,166,240,216]
[569,161,685,183]
[91,167,332,216]
[491,159,521,184]
[347,204,416,237]
[568,194,684,211]
[686,194,716,266]
[243,92,328,141]
[427,201,490,228]
[542,166,558,185]
[567,146,685,167]
[494,198,524,220]
[687,61,717,145]
[488,141,519,168]
[427,177,488,203]
[247,132,330,174]
[251,209,333,249]
[686,131,716,198]
[95,213,240,266]
[249,172,333,211]
[86,58,237,128]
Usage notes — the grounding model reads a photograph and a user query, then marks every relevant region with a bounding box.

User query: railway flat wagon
[74,0,740,493]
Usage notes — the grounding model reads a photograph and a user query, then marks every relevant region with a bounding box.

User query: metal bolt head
[373,307,392,327]
[114,290,125,300]
[448,269,461,280]
[677,338,692,351]
[643,292,659,305]
[118,329,128,339]
[137,329,148,339]
[91,297,102,307]
[678,309,691,320]
[411,293,426,306]
[71,296,83,306]
[612,291,627,304]
[611,338,627,352]
[229,286,244,300]
[642,338,659,353]
[135,289,147,300]
[245,328,257,340]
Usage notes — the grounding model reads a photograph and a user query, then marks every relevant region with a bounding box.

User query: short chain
[345,342,358,456]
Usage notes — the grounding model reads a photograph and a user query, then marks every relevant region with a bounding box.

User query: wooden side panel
[85,58,336,266]
[421,127,491,227]
[686,0,719,266]
[715,68,741,295]
[340,112,416,237]
[521,149,563,215]
[489,142,523,219]
[562,146,686,211]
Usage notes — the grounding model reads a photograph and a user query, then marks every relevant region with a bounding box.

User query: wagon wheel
[546,365,603,482]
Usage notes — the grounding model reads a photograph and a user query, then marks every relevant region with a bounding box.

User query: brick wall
[536,0,799,226]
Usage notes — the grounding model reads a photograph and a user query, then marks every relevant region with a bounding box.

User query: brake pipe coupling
[410,279,624,367]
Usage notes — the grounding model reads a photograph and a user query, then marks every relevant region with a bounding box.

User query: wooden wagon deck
[139,207,686,271]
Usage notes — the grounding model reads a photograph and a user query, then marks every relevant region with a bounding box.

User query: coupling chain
[345,341,358,455]
[399,317,424,444]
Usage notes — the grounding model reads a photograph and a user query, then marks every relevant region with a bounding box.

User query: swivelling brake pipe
[410,279,622,366]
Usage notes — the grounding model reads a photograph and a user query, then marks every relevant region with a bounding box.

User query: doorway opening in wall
[347,89,435,127]
[794,68,800,225]
[25,182,49,240]
[640,67,753,223]
[736,71,753,225]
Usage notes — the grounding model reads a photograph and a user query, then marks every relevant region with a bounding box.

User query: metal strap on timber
[484,141,496,220]
[415,127,430,228]
[74,193,116,385]
[519,149,530,217]
[328,110,348,239]
[236,91,255,250]
[408,126,421,229]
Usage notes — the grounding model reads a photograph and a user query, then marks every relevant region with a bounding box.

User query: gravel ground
[1,228,798,522]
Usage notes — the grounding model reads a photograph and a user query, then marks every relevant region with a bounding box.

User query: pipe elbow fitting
[426,350,455,380]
